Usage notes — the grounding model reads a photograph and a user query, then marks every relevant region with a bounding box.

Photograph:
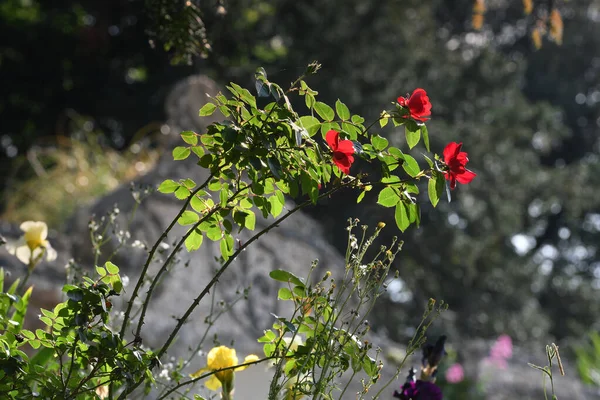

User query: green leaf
[405,124,421,149]
[191,196,211,213]
[377,187,400,208]
[268,195,284,217]
[407,202,420,225]
[230,82,257,108]
[421,125,430,152]
[314,101,335,121]
[245,210,256,231]
[178,210,200,225]
[335,99,350,120]
[305,93,316,109]
[371,135,389,151]
[191,146,205,158]
[351,114,365,124]
[174,186,191,200]
[402,154,420,178]
[158,179,179,194]
[181,178,196,189]
[269,270,305,286]
[206,225,222,241]
[10,286,32,330]
[220,234,234,260]
[219,186,229,207]
[342,121,360,140]
[298,116,320,137]
[173,146,191,161]
[356,190,366,204]
[105,261,119,275]
[428,173,445,207]
[394,202,410,232]
[20,329,35,340]
[185,229,203,252]
[96,266,107,277]
[181,131,198,146]
[199,103,217,116]
[278,288,293,300]
[30,347,54,366]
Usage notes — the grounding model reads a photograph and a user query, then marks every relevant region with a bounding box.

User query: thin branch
[157,356,275,400]
[119,173,215,338]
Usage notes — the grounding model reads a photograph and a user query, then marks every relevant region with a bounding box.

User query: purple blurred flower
[393,380,443,400]
[444,363,464,383]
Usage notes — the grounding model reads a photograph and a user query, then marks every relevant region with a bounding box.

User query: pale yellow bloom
[284,374,310,400]
[282,335,303,353]
[190,346,259,391]
[12,221,57,265]
[95,385,109,399]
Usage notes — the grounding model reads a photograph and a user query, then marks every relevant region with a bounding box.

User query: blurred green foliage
[574,331,600,387]
[2,0,600,350]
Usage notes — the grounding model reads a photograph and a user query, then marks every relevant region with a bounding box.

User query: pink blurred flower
[445,363,465,383]
[485,334,513,369]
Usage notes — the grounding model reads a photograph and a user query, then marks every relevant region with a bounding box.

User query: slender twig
[134,181,251,339]
[62,337,79,397]
[119,183,349,399]
[119,174,215,338]
[133,205,219,339]
[67,356,105,399]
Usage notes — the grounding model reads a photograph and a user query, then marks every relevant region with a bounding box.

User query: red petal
[455,151,469,165]
[333,154,353,174]
[412,88,427,97]
[444,171,457,189]
[336,139,355,155]
[326,130,340,150]
[456,169,476,184]
[397,96,408,106]
[443,142,462,163]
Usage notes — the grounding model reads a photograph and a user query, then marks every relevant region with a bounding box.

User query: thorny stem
[119,171,216,339]
[119,184,348,399]
[134,182,251,340]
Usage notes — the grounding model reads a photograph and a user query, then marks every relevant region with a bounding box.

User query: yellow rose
[12,221,57,266]
[190,346,259,392]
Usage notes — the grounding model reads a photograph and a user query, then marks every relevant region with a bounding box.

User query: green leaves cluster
[0,263,154,399]
[260,267,380,399]
[159,63,454,250]
[258,223,407,399]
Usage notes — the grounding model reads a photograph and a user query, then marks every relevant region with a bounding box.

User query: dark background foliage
[2,0,599,349]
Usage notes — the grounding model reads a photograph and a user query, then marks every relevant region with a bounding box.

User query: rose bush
[0,64,475,399]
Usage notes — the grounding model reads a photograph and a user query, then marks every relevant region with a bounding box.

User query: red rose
[397,88,432,122]
[443,142,476,189]
[326,130,355,175]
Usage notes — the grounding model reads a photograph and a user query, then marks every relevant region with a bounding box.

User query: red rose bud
[397,88,432,122]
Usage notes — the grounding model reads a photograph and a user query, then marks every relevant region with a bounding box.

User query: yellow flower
[190,346,259,391]
[12,221,57,265]
[95,385,109,399]
[282,335,303,353]
[284,373,310,400]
